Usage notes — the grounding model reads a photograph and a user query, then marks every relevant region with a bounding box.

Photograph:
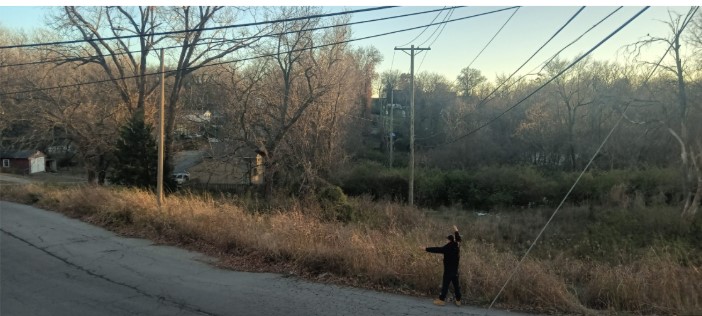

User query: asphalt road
[0,201,528,316]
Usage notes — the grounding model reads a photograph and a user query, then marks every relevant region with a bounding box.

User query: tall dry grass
[1,184,700,315]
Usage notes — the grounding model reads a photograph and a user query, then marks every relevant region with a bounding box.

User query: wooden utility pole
[157,48,165,207]
[389,89,394,168]
[395,45,430,206]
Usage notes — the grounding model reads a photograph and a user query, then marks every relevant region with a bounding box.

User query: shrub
[338,164,685,211]
[337,161,407,202]
[317,185,355,223]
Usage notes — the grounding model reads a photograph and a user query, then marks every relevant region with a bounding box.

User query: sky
[347,6,694,82]
[0,4,697,85]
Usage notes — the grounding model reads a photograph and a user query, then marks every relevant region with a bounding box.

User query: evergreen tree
[110,112,158,189]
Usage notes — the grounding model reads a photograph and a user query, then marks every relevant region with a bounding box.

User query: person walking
[422,225,462,306]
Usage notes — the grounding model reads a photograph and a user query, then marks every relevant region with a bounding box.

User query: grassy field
[1,183,700,315]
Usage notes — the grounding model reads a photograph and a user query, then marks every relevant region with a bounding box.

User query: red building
[0,150,46,174]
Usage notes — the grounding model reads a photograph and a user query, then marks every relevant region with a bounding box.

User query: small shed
[0,150,47,174]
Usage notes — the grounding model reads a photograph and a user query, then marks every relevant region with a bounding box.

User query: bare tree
[1,34,126,183]
[543,58,597,170]
[456,66,487,99]
[48,6,162,113]
[46,6,268,184]
[159,6,268,181]
[627,8,701,217]
[213,7,380,197]
[414,72,456,146]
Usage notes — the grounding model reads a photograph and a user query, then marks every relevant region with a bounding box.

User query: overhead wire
[0,6,464,69]
[470,6,623,117]
[417,8,456,72]
[463,6,585,111]
[465,6,520,70]
[395,6,451,48]
[0,6,519,97]
[0,6,397,50]
[618,5,699,123]
[414,6,517,141]
[417,8,454,48]
[443,7,649,146]
[365,8,461,149]
[484,6,689,313]
[418,6,588,144]
[531,6,623,76]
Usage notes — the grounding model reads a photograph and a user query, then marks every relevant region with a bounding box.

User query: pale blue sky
[0,6,695,83]
[347,6,693,82]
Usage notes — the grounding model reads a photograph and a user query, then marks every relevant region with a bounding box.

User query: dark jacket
[425,231,462,274]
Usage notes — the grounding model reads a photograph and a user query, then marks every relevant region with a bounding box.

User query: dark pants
[439,271,461,301]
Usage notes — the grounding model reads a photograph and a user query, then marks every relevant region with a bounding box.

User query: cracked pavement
[0,201,529,316]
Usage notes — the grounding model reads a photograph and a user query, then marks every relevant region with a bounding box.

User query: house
[174,141,264,190]
[0,150,46,174]
[175,110,223,139]
[45,140,76,171]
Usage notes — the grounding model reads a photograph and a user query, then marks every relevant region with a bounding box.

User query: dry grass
[582,252,702,315]
[2,184,700,315]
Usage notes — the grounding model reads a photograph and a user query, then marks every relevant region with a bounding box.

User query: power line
[417,8,456,72]
[465,7,520,70]
[0,6,519,97]
[485,7,686,313]
[619,6,699,122]
[463,6,585,110]
[418,8,454,47]
[477,6,623,110]
[0,6,397,50]
[1,6,463,69]
[396,6,449,48]
[485,104,631,314]
[535,6,623,74]
[444,7,650,147]
[418,6,575,142]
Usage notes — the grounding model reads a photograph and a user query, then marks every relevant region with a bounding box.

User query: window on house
[2,159,9,168]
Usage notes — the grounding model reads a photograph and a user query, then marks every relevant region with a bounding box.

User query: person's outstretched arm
[423,245,446,253]
[453,225,462,243]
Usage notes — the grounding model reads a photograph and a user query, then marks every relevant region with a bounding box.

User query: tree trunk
[87,169,96,185]
[262,151,275,200]
[97,153,108,185]
[682,145,701,217]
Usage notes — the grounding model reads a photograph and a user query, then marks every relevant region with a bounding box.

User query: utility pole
[157,48,165,207]
[389,89,394,168]
[395,45,429,207]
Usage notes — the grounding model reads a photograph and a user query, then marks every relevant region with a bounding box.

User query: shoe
[455,300,461,306]
[433,299,445,306]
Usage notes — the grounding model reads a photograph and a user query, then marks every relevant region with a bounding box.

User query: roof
[204,141,262,159]
[0,150,46,159]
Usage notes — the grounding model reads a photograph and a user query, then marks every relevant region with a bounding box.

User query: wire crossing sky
[347,6,695,82]
[0,6,518,97]
[0,6,461,69]
[0,6,696,83]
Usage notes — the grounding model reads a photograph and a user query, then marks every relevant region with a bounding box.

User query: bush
[337,161,407,202]
[337,163,685,212]
[317,185,356,223]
